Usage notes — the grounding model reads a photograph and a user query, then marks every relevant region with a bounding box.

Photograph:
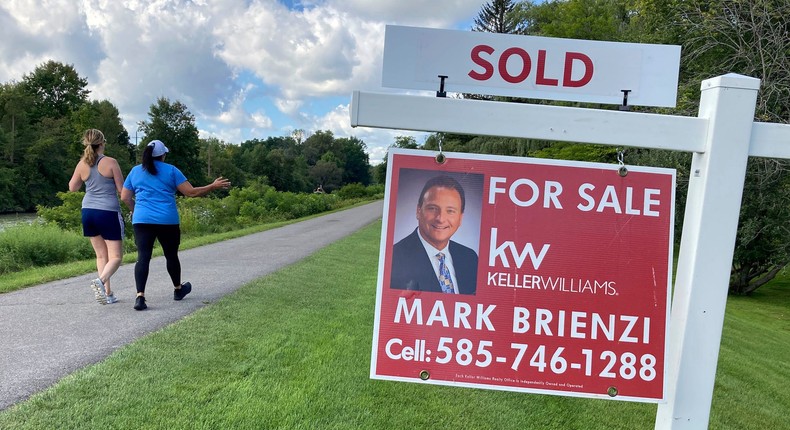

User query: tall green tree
[309,154,343,193]
[677,0,789,123]
[0,82,33,165]
[672,0,790,294]
[71,100,135,172]
[235,136,310,192]
[335,136,371,186]
[139,97,205,185]
[199,137,247,187]
[373,135,420,184]
[527,0,630,41]
[21,61,89,122]
[302,130,337,166]
[473,0,526,34]
[23,117,72,208]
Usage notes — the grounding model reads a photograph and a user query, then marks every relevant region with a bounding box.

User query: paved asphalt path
[0,201,383,411]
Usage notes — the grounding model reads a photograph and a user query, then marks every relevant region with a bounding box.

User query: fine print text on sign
[382,25,681,107]
[371,149,675,402]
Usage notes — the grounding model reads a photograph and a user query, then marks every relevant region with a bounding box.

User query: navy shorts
[81,209,124,241]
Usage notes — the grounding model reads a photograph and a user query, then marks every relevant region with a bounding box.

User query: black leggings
[133,224,181,294]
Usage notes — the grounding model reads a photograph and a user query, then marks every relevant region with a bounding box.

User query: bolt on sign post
[371,149,676,402]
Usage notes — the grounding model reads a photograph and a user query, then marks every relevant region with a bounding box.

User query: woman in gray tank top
[68,129,129,305]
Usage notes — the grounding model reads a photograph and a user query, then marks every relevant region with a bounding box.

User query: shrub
[178,196,237,236]
[336,183,368,200]
[36,192,84,233]
[9,180,379,274]
[0,223,94,274]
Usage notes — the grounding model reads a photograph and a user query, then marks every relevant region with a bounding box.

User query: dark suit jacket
[390,228,478,295]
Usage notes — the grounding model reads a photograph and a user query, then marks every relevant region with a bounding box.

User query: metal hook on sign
[436,75,448,98]
[435,134,446,164]
[617,149,628,177]
[619,90,631,112]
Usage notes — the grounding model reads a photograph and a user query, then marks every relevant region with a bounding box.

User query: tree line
[0,61,372,213]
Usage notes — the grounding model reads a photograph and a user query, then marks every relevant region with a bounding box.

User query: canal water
[0,213,38,231]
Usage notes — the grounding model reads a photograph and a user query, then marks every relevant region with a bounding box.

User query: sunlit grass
[0,221,787,429]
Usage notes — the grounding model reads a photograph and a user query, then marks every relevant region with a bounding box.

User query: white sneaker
[105,293,118,304]
[91,278,107,305]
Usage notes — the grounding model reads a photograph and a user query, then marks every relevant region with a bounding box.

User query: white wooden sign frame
[350,73,790,429]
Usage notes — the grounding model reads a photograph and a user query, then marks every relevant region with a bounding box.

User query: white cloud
[310,102,429,165]
[0,0,483,161]
[325,0,482,25]
[275,98,303,115]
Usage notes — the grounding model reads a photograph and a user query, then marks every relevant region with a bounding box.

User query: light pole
[131,123,144,162]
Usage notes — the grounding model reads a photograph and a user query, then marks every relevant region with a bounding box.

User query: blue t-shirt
[123,161,188,225]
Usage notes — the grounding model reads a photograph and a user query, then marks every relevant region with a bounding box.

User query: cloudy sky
[0,0,487,164]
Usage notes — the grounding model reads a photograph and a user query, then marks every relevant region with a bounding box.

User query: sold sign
[382,25,681,107]
[469,45,593,88]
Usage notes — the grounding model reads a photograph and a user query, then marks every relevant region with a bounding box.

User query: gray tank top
[82,156,121,212]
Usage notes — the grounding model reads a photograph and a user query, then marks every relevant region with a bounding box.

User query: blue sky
[0,0,486,164]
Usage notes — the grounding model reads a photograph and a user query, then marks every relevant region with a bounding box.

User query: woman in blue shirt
[121,140,230,311]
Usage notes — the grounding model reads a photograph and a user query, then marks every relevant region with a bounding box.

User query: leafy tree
[302,130,336,166]
[236,136,310,192]
[373,135,421,185]
[393,135,419,150]
[199,137,247,188]
[0,167,22,212]
[139,97,205,185]
[335,136,371,186]
[527,0,630,41]
[309,154,344,193]
[473,0,526,34]
[677,0,789,123]
[21,61,89,122]
[0,82,33,164]
[654,0,790,294]
[20,117,72,207]
[730,159,790,294]
[70,100,135,173]
[0,62,133,212]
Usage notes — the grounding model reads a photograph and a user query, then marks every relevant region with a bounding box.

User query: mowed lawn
[0,222,787,429]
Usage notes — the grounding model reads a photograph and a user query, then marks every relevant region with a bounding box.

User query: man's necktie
[436,252,456,294]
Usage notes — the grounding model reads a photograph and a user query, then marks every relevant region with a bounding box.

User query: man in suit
[390,175,479,295]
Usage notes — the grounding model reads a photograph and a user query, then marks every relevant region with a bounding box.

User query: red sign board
[371,149,675,402]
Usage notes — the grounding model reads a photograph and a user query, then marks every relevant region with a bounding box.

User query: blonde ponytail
[81,129,105,166]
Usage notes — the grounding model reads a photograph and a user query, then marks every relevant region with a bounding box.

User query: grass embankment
[0,222,787,429]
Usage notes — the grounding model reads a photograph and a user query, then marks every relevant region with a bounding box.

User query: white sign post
[351,73,790,429]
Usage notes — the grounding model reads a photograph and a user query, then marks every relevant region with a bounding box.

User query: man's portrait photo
[389,169,484,295]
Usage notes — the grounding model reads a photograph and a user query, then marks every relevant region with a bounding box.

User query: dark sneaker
[134,296,147,311]
[174,282,192,301]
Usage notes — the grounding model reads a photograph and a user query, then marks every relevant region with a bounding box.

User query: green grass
[0,222,787,429]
